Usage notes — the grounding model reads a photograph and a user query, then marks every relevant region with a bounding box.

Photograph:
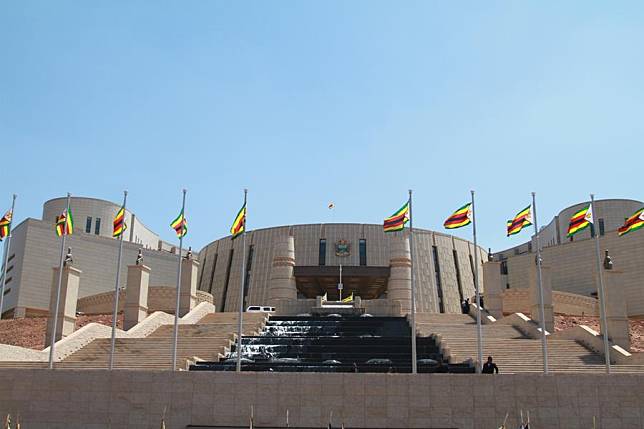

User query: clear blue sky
[1,2,643,252]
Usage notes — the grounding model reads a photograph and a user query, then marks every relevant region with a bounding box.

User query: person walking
[482,356,499,374]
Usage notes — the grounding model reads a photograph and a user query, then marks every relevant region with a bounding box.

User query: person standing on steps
[482,356,499,374]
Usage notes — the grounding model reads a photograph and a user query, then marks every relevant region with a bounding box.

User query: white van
[246,305,276,313]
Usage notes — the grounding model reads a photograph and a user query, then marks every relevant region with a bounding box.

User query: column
[124,264,151,330]
[388,235,412,315]
[45,266,82,345]
[179,258,200,317]
[529,263,554,333]
[267,235,297,309]
[602,269,629,350]
[482,261,503,319]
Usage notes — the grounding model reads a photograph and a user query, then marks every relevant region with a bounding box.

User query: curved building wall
[43,197,162,250]
[493,198,644,317]
[197,223,487,314]
[495,199,643,258]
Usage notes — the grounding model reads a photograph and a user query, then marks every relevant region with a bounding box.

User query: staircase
[190,315,475,373]
[0,312,267,370]
[415,313,644,374]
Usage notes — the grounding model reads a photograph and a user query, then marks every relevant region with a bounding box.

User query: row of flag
[0,199,248,242]
[1,197,642,243]
[381,198,644,238]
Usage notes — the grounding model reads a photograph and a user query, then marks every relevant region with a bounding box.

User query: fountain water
[190,314,475,373]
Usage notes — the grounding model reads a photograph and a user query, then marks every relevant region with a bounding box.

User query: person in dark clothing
[481,356,499,374]
[463,298,470,314]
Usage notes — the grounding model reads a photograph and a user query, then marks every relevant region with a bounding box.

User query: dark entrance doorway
[293,265,390,301]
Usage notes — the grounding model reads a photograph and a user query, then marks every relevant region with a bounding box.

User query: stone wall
[0,369,641,429]
[500,289,599,316]
[77,287,214,315]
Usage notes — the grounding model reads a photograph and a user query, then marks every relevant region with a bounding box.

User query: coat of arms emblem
[335,239,350,257]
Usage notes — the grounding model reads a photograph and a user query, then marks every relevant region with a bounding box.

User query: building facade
[1,197,185,318]
[493,199,644,317]
[197,223,487,315]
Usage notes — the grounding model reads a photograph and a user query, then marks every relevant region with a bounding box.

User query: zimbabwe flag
[506,205,532,236]
[567,204,593,237]
[0,210,12,241]
[55,208,74,237]
[230,203,246,239]
[113,206,127,238]
[618,207,644,236]
[444,203,472,229]
[170,210,188,238]
[383,201,410,232]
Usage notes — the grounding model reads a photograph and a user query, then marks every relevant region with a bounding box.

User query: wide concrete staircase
[59,313,268,370]
[0,313,267,370]
[415,313,644,374]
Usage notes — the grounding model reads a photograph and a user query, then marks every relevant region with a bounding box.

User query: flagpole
[408,189,417,374]
[338,263,342,301]
[171,189,187,371]
[108,190,127,370]
[591,194,611,374]
[236,188,248,372]
[48,192,71,369]
[470,190,483,373]
[532,192,549,374]
[0,194,17,319]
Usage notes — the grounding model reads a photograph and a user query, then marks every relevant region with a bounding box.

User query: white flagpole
[591,194,611,374]
[171,189,187,371]
[0,194,17,319]
[236,188,248,372]
[471,190,483,373]
[338,263,343,301]
[532,192,549,374]
[48,192,71,369]
[109,190,127,370]
[408,189,417,374]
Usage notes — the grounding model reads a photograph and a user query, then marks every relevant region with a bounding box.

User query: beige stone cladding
[197,223,487,314]
[76,287,213,315]
[497,199,643,257]
[42,196,165,249]
[1,369,644,428]
[5,218,180,316]
[501,227,644,317]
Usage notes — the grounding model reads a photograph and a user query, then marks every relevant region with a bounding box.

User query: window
[243,245,254,306]
[85,217,92,233]
[3,277,11,285]
[599,218,605,236]
[220,249,235,311]
[432,246,445,313]
[94,218,101,235]
[359,239,367,266]
[319,239,326,266]
[469,254,475,276]
[500,260,508,275]
[5,265,12,274]
[198,252,207,290]
[7,254,14,262]
[590,223,595,238]
[208,253,218,295]
[453,250,464,302]
[2,287,10,296]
